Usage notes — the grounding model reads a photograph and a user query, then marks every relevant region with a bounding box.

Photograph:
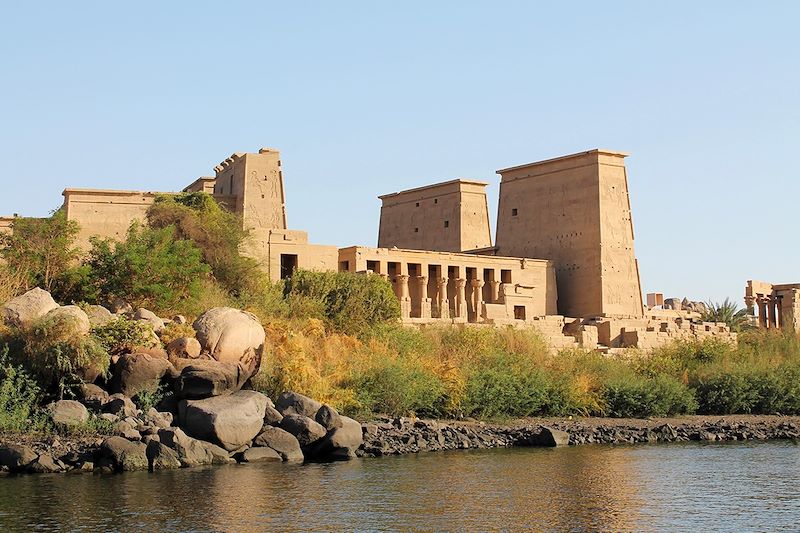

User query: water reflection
[0,442,798,532]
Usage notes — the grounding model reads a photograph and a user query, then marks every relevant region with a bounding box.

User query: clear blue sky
[1,2,797,304]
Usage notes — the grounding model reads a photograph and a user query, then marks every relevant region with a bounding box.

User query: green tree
[702,298,750,332]
[85,222,210,313]
[146,192,263,296]
[0,210,81,292]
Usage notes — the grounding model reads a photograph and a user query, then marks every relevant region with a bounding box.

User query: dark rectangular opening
[512,208,518,216]
[339,260,350,272]
[466,267,477,281]
[444,220,449,228]
[366,260,379,273]
[388,262,400,279]
[514,305,526,320]
[408,263,421,277]
[280,254,298,280]
[501,269,512,283]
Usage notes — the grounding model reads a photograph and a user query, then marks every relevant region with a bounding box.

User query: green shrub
[345,355,445,417]
[147,192,264,297]
[0,210,81,295]
[284,270,400,336]
[92,317,157,355]
[462,352,552,418]
[84,223,210,314]
[17,314,110,396]
[603,374,697,418]
[0,347,47,432]
[694,372,759,415]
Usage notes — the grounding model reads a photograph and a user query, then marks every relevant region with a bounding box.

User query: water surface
[0,441,798,532]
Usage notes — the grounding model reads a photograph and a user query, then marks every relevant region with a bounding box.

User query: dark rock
[0,445,37,472]
[110,352,177,397]
[315,405,342,431]
[279,414,327,448]
[275,391,323,418]
[158,427,233,467]
[238,447,281,463]
[103,394,138,418]
[78,383,110,410]
[253,426,304,462]
[174,359,251,399]
[146,440,181,471]
[98,436,148,472]
[263,404,283,427]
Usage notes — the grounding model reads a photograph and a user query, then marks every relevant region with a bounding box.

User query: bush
[462,353,552,418]
[345,354,446,417]
[0,347,47,432]
[0,210,81,295]
[147,193,264,297]
[84,223,211,314]
[92,317,158,355]
[284,270,400,336]
[15,314,110,397]
[694,372,759,415]
[602,374,697,418]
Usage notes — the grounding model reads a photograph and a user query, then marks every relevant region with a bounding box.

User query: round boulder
[0,287,59,328]
[43,305,91,336]
[47,399,90,426]
[178,390,269,451]
[192,307,265,374]
[134,308,165,333]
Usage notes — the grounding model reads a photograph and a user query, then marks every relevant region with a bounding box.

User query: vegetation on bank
[1,193,799,431]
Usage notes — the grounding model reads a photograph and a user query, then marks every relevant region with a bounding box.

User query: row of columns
[391,275,504,322]
[756,296,782,329]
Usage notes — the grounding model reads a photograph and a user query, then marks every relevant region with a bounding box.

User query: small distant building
[745,280,800,332]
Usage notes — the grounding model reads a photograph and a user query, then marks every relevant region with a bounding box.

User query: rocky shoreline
[2,414,798,476]
[358,415,800,457]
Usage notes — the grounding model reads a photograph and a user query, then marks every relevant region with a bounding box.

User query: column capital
[470,279,485,288]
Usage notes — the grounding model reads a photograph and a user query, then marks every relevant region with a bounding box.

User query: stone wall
[495,150,643,318]
[378,179,492,253]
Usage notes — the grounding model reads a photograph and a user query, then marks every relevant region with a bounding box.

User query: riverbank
[3,414,799,475]
[358,414,800,456]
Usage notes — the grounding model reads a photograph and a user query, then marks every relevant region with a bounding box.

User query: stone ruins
[745,280,800,333]
[2,147,744,351]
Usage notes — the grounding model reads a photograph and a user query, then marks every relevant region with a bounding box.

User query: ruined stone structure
[745,280,800,333]
[378,180,492,253]
[1,146,739,351]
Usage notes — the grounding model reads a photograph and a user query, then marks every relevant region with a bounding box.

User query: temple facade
[1,146,739,351]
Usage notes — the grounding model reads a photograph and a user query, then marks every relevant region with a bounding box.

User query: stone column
[417,275,431,319]
[471,279,485,323]
[454,278,467,321]
[490,280,502,303]
[767,297,777,329]
[397,275,411,320]
[437,277,449,319]
[758,297,768,328]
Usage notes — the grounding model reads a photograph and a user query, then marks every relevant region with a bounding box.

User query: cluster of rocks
[358,418,569,457]
[357,417,800,457]
[0,288,365,475]
[553,419,800,445]
[0,390,364,474]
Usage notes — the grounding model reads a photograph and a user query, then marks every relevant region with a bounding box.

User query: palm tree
[702,298,751,332]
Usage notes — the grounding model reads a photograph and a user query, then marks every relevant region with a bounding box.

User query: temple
[1,147,739,351]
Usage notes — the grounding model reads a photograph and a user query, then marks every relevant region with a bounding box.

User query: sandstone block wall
[378,179,492,253]
[62,189,158,249]
[494,150,643,319]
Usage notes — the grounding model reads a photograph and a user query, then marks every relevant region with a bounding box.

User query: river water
[0,441,798,532]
